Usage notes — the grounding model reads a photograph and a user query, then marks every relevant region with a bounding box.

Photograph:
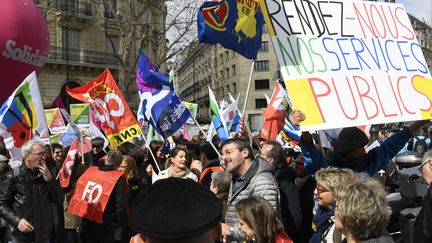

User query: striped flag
[208,86,229,142]
[58,138,78,188]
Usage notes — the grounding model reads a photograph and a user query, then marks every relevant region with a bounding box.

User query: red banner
[260,84,286,140]
[66,69,142,147]
[58,138,78,188]
[67,167,124,223]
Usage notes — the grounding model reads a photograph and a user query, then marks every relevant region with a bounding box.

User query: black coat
[0,164,64,242]
[275,166,302,242]
[80,164,128,243]
[415,185,432,243]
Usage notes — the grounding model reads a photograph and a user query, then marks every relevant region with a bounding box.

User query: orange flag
[66,69,142,147]
[260,84,286,140]
[58,138,78,188]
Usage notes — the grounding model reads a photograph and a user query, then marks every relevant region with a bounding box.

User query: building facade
[34,0,167,111]
[176,24,278,130]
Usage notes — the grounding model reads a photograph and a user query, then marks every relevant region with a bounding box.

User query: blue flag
[136,50,190,152]
[197,0,264,60]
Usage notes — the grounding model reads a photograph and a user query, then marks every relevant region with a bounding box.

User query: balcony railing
[48,46,119,67]
[56,0,92,17]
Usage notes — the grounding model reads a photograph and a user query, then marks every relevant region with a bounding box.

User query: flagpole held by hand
[141,135,161,172]
[80,130,85,164]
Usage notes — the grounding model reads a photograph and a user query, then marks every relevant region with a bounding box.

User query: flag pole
[80,130,85,164]
[241,60,255,119]
[141,133,162,172]
[191,116,221,157]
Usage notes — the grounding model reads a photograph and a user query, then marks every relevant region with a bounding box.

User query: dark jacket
[83,151,106,167]
[0,163,64,242]
[81,164,128,243]
[301,127,412,176]
[275,166,302,242]
[138,158,164,186]
[296,176,316,243]
[414,185,432,243]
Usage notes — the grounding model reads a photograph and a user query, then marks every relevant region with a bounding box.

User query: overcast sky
[397,0,432,24]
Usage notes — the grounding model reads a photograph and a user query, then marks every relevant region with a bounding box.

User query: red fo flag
[260,84,286,140]
[58,138,78,188]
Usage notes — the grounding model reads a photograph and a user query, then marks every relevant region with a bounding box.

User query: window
[62,28,80,49]
[104,0,117,19]
[262,24,268,33]
[232,65,236,76]
[255,99,267,109]
[259,41,268,52]
[226,68,230,78]
[255,79,269,90]
[105,36,119,54]
[220,71,224,79]
[232,83,237,93]
[254,60,269,71]
[62,28,80,62]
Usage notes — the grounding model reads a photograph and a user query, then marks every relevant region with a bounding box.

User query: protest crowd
[0,113,431,243]
[1,0,432,242]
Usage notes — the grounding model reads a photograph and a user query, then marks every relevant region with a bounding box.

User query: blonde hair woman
[333,179,393,243]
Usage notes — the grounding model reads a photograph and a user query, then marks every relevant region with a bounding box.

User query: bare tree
[96,0,199,96]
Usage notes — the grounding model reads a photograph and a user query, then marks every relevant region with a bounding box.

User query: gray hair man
[0,139,64,242]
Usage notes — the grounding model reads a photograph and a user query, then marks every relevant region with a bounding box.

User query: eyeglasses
[419,160,432,172]
[221,148,240,157]
[92,145,102,149]
[315,185,330,195]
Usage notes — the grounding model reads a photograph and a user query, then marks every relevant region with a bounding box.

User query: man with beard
[220,138,279,242]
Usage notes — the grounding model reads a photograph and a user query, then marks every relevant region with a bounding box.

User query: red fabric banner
[58,138,78,188]
[67,166,124,223]
[260,84,286,140]
[66,69,142,147]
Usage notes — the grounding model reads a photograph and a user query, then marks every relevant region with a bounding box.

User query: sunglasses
[92,145,102,149]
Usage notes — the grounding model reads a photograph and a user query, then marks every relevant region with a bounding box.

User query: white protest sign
[259,0,432,130]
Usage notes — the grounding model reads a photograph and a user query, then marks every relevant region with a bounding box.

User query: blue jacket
[301,127,412,176]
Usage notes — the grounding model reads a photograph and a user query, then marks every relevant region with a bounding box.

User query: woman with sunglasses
[309,167,356,243]
[414,150,432,243]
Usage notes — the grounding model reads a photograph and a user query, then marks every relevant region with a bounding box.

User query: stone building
[176,24,278,130]
[34,0,167,111]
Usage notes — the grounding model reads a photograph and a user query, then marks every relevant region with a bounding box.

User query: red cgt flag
[66,69,142,147]
[58,138,78,188]
[260,84,286,140]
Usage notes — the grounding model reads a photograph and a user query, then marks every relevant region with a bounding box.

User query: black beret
[337,127,369,153]
[129,178,222,240]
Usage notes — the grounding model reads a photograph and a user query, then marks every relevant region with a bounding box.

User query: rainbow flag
[0,72,49,159]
